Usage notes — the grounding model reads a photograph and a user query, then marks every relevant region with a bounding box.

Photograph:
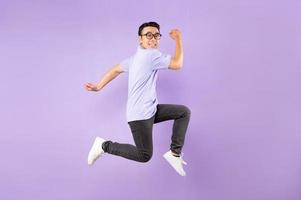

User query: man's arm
[84,64,124,92]
[169,29,183,70]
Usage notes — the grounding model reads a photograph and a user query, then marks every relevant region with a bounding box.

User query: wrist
[175,37,182,43]
[96,84,102,91]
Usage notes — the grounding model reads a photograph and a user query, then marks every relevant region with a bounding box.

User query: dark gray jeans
[102,104,191,162]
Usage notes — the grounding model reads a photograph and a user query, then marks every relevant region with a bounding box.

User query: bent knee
[139,152,153,163]
[181,105,191,117]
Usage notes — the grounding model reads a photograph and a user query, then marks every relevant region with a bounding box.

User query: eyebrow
[143,31,160,34]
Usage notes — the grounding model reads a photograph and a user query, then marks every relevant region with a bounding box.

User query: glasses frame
[141,32,162,40]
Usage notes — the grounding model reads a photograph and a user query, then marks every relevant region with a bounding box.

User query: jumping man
[84,22,191,176]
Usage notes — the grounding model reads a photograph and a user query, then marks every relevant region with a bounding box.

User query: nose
[150,38,157,42]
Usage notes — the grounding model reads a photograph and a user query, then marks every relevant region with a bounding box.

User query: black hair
[138,22,160,36]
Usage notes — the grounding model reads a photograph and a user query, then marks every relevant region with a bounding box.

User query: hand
[84,82,100,92]
[169,29,182,40]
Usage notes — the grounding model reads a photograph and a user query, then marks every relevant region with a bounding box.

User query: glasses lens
[154,33,161,40]
[146,32,153,39]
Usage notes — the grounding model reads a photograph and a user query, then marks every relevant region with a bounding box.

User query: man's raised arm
[169,29,183,70]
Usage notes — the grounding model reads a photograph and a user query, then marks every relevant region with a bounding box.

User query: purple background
[1,0,301,199]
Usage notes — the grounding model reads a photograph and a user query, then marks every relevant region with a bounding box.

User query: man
[84,22,191,176]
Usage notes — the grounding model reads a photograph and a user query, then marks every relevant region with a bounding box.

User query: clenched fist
[169,29,182,40]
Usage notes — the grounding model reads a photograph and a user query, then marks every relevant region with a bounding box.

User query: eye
[154,33,161,39]
[146,32,153,38]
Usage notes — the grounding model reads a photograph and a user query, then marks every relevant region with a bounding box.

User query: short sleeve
[151,50,171,70]
[120,56,132,72]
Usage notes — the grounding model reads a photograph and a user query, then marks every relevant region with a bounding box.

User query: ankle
[102,141,111,152]
[171,150,180,157]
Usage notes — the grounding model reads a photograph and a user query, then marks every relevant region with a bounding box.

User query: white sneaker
[163,150,187,176]
[87,137,106,165]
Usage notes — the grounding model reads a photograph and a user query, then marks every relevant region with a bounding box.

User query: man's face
[139,26,161,49]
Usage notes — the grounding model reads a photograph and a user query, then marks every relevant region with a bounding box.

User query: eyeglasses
[141,32,162,40]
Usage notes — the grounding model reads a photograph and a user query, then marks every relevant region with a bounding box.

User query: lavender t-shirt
[120,46,171,122]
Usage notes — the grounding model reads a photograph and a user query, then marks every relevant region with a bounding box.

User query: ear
[138,36,142,44]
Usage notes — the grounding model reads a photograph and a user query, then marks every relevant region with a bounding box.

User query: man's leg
[154,104,191,155]
[101,115,155,162]
[153,104,191,176]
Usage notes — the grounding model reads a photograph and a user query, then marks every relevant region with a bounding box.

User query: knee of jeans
[139,151,153,163]
[182,105,191,117]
